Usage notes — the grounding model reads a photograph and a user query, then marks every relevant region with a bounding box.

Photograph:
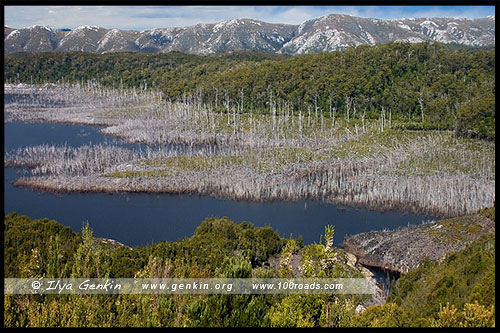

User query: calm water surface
[4,117,433,247]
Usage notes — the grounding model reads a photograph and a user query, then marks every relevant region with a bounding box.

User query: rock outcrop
[342,212,495,274]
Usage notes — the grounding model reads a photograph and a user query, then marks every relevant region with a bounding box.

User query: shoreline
[342,211,495,274]
[4,86,495,220]
[11,174,480,219]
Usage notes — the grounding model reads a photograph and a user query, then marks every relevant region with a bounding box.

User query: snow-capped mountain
[4,14,495,55]
[280,14,495,54]
[5,25,63,53]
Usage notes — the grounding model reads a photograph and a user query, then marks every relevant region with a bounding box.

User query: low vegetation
[5,42,495,140]
[3,42,495,327]
[5,42,495,217]
[4,210,495,327]
[343,207,495,273]
[4,83,495,217]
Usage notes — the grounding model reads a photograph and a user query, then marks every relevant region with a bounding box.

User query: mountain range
[4,14,495,55]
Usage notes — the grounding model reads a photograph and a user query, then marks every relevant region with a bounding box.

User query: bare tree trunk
[345,96,352,123]
[361,110,366,132]
[418,92,424,123]
[314,94,319,122]
[214,87,218,110]
[240,88,244,114]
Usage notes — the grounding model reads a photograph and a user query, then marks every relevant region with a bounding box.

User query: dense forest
[4,209,495,327]
[4,42,495,140]
[4,40,495,328]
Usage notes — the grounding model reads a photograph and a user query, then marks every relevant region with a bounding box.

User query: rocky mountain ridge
[5,14,495,55]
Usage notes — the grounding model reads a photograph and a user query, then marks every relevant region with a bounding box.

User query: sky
[4,5,495,31]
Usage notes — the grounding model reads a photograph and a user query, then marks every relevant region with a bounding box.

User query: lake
[4,119,433,248]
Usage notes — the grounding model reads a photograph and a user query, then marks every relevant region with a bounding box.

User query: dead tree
[418,91,424,123]
[345,96,352,122]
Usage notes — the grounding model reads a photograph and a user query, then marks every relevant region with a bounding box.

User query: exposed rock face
[267,253,303,277]
[98,237,132,250]
[4,14,495,55]
[280,15,495,54]
[342,213,495,274]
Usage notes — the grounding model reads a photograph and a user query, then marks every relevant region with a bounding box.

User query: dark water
[4,92,68,106]
[3,121,150,152]
[4,122,110,151]
[4,121,433,248]
[367,265,400,296]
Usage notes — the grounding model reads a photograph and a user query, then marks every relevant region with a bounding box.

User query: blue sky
[4,6,495,30]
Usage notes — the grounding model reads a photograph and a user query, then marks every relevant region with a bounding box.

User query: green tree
[268,295,325,327]
[455,93,495,140]
[352,302,410,327]
[71,223,111,278]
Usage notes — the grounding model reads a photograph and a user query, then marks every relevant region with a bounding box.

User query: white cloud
[4,5,495,30]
